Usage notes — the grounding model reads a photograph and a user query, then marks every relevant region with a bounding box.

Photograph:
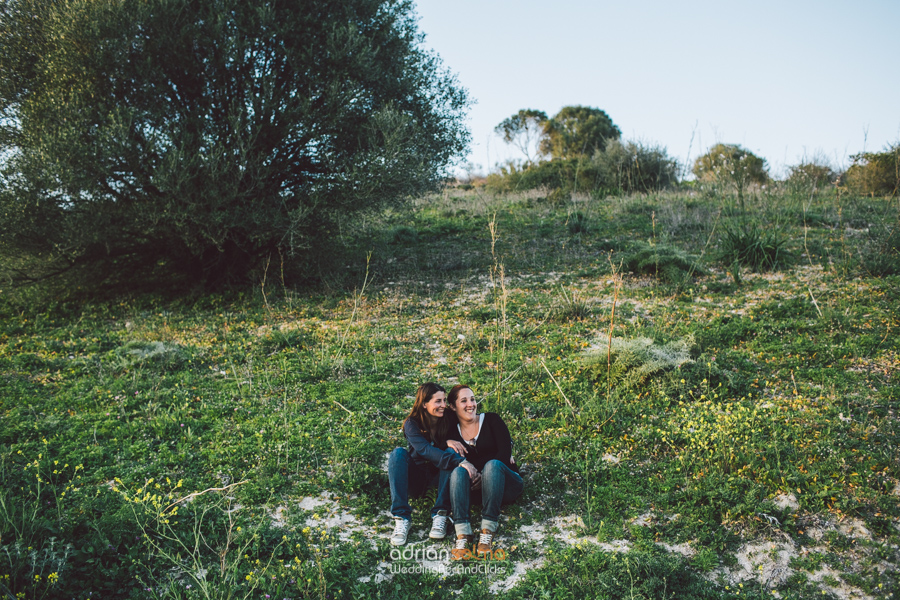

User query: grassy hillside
[1,186,898,599]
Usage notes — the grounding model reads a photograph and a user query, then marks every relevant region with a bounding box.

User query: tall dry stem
[332,251,372,363]
[604,254,623,422]
[488,216,510,412]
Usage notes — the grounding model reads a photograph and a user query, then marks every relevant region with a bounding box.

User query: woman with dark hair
[445,384,523,559]
[387,382,479,546]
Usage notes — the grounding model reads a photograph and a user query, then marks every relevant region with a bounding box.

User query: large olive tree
[0,0,469,289]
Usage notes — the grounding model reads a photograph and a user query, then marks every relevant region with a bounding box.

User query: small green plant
[621,242,705,285]
[114,340,186,371]
[566,211,591,235]
[580,335,694,388]
[553,285,591,321]
[389,225,419,245]
[717,221,790,276]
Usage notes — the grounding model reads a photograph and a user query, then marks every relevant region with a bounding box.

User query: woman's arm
[403,419,466,470]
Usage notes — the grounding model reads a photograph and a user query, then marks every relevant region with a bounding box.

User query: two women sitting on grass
[387,382,523,558]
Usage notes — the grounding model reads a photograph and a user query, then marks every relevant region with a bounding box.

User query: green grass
[1,186,898,599]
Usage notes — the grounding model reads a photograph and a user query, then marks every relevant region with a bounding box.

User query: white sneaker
[429,511,450,540]
[390,517,412,546]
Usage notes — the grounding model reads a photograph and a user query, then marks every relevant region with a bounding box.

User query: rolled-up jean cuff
[481,519,499,533]
[454,522,473,536]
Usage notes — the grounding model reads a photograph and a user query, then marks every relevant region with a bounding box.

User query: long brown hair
[403,382,448,443]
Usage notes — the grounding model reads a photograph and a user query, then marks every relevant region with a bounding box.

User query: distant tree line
[489,106,897,200]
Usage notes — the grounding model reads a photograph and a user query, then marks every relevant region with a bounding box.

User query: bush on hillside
[693,144,769,207]
[786,160,837,196]
[484,158,607,196]
[485,138,679,196]
[842,145,900,197]
[592,139,679,193]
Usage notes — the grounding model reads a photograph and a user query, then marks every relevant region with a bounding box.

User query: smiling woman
[387,382,475,546]
[445,384,523,560]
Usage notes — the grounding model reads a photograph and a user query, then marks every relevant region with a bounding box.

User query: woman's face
[451,388,477,421]
[423,391,447,420]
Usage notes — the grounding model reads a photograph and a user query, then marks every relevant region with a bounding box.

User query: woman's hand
[447,440,468,456]
[460,461,482,490]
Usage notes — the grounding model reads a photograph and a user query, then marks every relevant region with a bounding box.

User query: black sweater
[446,412,518,473]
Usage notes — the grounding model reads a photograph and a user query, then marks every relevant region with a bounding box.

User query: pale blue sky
[414,0,900,178]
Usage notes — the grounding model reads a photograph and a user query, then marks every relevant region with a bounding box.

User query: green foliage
[494,109,548,165]
[692,144,769,206]
[484,157,605,195]
[553,284,592,321]
[592,139,680,193]
[2,185,899,598]
[853,221,900,276]
[389,225,420,245]
[621,242,705,285]
[0,0,469,291]
[486,136,678,196]
[566,212,592,235]
[580,335,694,388]
[539,105,621,160]
[512,547,726,600]
[786,160,836,196]
[717,221,791,274]
[843,144,900,196]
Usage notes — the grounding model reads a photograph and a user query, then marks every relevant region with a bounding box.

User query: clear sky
[413,0,900,178]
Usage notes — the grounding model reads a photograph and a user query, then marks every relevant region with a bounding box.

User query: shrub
[566,211,592,235]
[786,160,837,196]
[553,285,592,322]
[842,145,900,196]
[592,139,679,193]
[717,221,791,273]
[621,242,705,285]
[692,144,769,208]
[389,226,419,245]
[484,157,606,195]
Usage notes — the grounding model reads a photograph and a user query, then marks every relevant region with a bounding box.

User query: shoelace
[454,536,470,549]
[432,516,448,530]
[478,531,493,546]
[392,520,410,536]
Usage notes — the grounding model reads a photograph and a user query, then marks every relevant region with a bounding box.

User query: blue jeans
[450,459,524,527]
[388,447,453,519]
